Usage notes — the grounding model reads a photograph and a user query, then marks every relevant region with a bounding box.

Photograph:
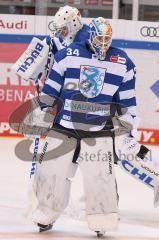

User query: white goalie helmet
[50,5,83,44]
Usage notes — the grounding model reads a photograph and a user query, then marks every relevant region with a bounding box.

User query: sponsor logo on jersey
[110,55,126,64]
[64,99,110,116]
[79,65,105,98]
[0,19,27,30]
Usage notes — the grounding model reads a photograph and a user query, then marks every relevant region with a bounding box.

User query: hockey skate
[37,223,53,232]
[96,231,105,238]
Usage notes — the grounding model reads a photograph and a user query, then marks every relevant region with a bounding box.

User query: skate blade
[96,231,105,238]
[38,223,53,233]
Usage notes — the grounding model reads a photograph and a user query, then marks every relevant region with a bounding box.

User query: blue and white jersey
[42,27,90,80]
[44,24,90,54]
[74,24,90,43]
[44,34,67,54]
[41,42,136,131]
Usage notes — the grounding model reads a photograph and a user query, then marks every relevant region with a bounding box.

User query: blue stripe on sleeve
[105,73,123,86]
[119,97,136,108]
[49,69,64,85]
[42,84,60,98]
[120,79,135,91]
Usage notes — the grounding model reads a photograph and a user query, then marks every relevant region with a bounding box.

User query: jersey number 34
[66,48,79,56]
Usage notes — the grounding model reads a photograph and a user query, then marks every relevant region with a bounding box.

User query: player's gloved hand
[114,114,141,154]
[122,134,141,155]
[23,94,54,138]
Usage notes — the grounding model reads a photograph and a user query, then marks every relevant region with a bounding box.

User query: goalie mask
[88,17,112,60]
[50,5,83,45]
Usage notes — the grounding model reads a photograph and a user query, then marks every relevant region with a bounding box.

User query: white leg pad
[32,208,60,225]
[32,207,60,225]
[79,137,118,215]
[31,130,78,224]
[87,213,118,232]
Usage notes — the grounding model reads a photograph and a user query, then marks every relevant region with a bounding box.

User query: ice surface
[0,138,159,239]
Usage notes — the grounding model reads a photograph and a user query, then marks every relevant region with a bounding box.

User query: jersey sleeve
[118,57,137,117]
[39,56,65,109]
[74,24,90,43]
[44,35,67,53]
[113,56,138,131]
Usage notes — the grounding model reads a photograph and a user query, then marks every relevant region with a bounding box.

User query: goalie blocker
[12,37,49,81]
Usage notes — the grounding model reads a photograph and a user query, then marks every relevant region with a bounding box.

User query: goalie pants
[32,129,118,230]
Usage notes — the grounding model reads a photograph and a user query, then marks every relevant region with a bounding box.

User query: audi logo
[140,26,159,38]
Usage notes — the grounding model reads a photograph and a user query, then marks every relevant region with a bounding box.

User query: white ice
[0,138,159,240]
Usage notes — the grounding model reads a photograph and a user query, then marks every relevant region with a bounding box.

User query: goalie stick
[26,78,41,219]
[118,154,159,207]
[118,148,159,189]
[27,38,57,230]
[113,124,159,207]
[29,34,55,179]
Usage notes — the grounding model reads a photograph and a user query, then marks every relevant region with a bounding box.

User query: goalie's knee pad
[87,213,118,232]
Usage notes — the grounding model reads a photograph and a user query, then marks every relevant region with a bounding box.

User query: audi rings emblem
[140,26,159,38]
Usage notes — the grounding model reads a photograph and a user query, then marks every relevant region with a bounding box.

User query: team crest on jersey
[79,65,105,98]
